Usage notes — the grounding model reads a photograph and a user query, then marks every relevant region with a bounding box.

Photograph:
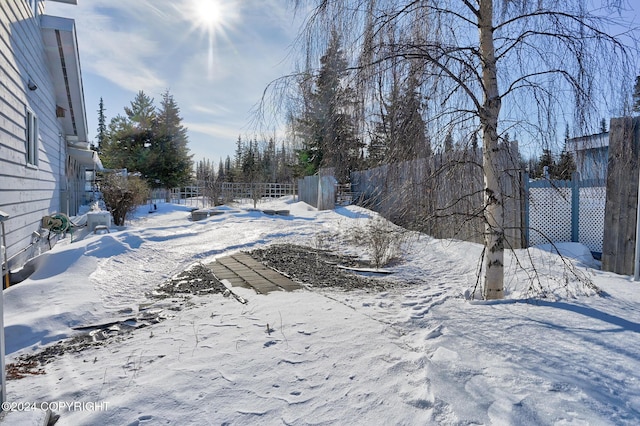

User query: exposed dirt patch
[6,333,131,380]
[8,244,397,379]
[248,243,399,292]
[153,263,228,296]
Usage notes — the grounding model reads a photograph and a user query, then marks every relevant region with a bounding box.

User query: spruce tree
[444,131,454,153]
[125,91,156,130]
[100,90,192,189]
[633,75,640,113]
[101,114,144,171]
[151,90,193,188]
[537,149,555,179]
[557,149,577,180]
[298,30,358,182]
[234,136,244,171]
[97,97,106,152]
[397,68,428,160]
[217,158,225,181]
[600,118,607,133]
[372,62,428,164]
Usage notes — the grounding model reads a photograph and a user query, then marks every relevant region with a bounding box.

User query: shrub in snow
[365,216,406,268]
[101,174,149,226]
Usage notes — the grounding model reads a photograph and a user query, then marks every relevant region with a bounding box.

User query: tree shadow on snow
[334,207,371,219]
[532,300,640,333]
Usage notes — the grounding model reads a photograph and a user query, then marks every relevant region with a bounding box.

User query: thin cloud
[190,104,234,116]
[83,33,167,92]
[185,121,242,140]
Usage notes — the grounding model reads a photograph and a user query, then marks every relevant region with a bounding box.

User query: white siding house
[0,0,100,285]
[566,131,609,184]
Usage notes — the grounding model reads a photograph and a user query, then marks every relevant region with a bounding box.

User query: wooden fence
[602,116,640,275]
[298,168,340,210]
[350,142,525,249]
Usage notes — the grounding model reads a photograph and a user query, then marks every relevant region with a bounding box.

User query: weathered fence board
[602,116,640,275]
[351,142,524,248]
[298,176,319,207]
[297,173,336,210]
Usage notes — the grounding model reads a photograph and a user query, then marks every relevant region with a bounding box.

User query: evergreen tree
[368,75,397,164]
[600,118,607,133]
[238,138,262,184]
[297,30,359,182]
[102,90,157,173]
[149,90,193,188]
[371,61,429,164]
[259,138,275,182]
[537,149,555,179]
[444,130,454,153]
[217,158,225,181]
[97,97,107,152]
[379,58,404,163]
[101,114,146,172]
[100,90,192,188]
[224,156,232,181]
[277,141,290,182]
[633,75,640,113]
[557,149,577,180]
[396,67,428,160]
[125,91,156,130]
[367,123,387,166]
[233,135,244,180]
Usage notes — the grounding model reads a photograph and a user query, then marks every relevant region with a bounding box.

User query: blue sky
[46,0,305,165]
[45,1,638,166]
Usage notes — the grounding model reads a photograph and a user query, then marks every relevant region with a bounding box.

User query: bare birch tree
[289,0,637,299]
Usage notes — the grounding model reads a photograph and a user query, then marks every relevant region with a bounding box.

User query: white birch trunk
[478,0,504,299]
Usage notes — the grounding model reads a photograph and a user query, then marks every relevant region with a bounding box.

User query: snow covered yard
[3,198,640,425]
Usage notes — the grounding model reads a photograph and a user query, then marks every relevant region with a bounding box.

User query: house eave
[68,146,104,171]
[567,132,610,152]
[40,14,88,142]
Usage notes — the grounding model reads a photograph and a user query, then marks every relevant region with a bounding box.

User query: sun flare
[183,0,241,79]
[186,0,239,38]
[193,1,224,32]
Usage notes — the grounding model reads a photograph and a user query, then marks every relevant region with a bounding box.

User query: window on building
[26,108,39,166]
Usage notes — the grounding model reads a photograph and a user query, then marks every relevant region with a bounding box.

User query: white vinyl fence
[526,176,606,254]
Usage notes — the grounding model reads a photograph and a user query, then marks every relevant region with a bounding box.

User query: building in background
[566,131,609,183]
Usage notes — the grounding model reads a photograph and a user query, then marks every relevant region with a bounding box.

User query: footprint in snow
[127,414,153,426]
[424,324,444,339]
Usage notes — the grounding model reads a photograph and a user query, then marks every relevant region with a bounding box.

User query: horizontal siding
[0,0,68,269]
[1,188,59,205]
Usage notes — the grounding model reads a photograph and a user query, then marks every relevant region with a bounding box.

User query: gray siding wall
[0,0,65,269]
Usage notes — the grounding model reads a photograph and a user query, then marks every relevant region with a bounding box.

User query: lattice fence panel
[578,186,606,253]
[528,187,572,246]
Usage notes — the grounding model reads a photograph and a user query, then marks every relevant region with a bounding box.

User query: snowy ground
[4,197,640,425]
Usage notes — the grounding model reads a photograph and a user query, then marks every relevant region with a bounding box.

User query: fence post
[571,172,580,243]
